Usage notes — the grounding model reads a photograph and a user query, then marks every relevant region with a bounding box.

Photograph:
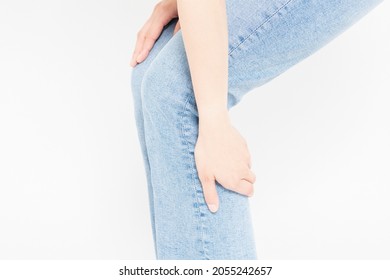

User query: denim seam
[179,93,210,260]
[228,0,295,56]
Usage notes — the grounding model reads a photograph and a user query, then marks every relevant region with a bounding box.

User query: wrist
[198,107,231,131]
[198,105,229,119]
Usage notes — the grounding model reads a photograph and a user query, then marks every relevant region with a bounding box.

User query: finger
[135,19,165,64]
[130,34,145,67]
[242,169,256,184]
[236,179,254,197]
[199,174,219,213]
[130,20,152,67]
[173,20,181,35]
[134,47,148,65]
[135,36,156,64]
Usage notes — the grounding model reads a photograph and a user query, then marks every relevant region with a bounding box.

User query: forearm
[177,0,229,125]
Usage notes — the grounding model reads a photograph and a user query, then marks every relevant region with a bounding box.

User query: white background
[0,0,389,259]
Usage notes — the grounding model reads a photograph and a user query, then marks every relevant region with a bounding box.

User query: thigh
[142,0,383,109]
[225,0,384,106]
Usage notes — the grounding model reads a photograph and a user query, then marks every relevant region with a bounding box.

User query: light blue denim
[131,0,383,260]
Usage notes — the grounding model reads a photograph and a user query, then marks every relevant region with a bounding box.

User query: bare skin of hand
[195,110,256,213]
[130,0,181,67]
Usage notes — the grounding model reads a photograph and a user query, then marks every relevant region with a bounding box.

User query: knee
[140,42,194,117]
[130,64,147,99]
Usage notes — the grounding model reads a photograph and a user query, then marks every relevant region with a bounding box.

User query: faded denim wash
[131,0,383,260]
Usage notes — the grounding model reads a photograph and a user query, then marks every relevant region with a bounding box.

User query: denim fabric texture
[131,0,383,260]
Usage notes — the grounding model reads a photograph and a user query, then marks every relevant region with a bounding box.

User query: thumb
[173,20,181,35]
[199,174,219,213]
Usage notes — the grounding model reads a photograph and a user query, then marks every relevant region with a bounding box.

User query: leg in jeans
[131,17,179,257]
[131,0,383,259]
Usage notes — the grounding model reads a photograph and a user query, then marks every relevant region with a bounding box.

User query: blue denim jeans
[131,0,383,260]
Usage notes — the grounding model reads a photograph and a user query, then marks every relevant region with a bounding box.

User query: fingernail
[208,204,218,213]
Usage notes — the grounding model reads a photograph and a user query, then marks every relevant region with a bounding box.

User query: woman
[130,0,383,260]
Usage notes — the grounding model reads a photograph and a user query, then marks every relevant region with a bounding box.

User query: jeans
[130,0,383,260]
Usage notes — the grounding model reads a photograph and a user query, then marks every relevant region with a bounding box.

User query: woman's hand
[194,110,256,213]
[130,0,181,67]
